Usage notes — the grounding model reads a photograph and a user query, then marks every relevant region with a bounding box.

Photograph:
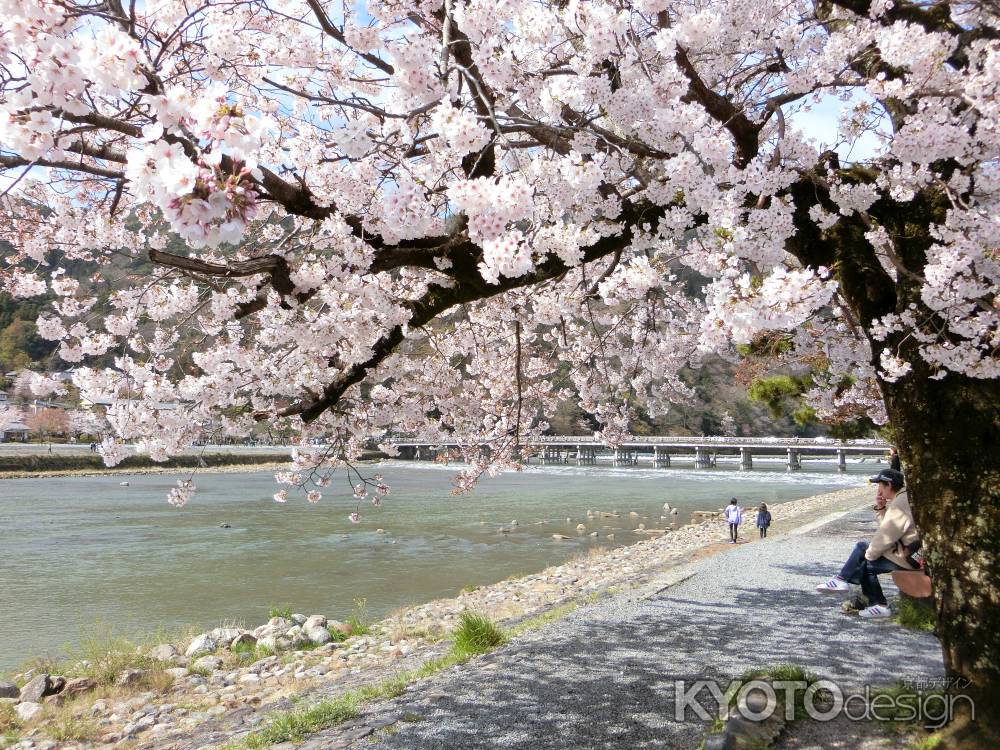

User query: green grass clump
[894,596,936,633]
[451,612,506,658]
[46,716,100,743]
[508,602,579,637]
[345,598,372,637]
[0,701,20,735]
[327,626,349,643]
[243,695,361,748]
[267,605,294,620]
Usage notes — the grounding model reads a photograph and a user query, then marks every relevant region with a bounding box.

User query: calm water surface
[0,460,869,670]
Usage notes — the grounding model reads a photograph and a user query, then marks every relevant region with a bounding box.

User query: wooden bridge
[388,436,891,472]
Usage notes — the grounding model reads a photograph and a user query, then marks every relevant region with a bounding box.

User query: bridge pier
[653,447,671,467]
[695,447,712,468]
[787,449,801,471]
[740,447,753,471]
[837,449,847,472]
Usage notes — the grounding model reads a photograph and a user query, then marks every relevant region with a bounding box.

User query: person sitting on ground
[756,503,772,539]
[815,469,920,619]
[724,497,742,544]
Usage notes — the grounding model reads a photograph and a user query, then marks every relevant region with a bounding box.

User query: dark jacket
[756,510,772,528]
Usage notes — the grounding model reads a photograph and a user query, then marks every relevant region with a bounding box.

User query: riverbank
[0,486,878,750]
[0,451,387,480]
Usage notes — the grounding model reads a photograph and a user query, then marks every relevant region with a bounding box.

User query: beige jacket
[866,490,920,569]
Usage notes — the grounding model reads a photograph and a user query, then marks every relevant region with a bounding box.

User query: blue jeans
[840,540,904,606]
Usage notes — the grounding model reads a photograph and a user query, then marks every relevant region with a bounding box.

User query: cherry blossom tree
[68,408,106,439]
[0,1,997,740]
[26,407,69,442]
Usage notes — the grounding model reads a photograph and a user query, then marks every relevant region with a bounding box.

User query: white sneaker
[816,577,849,592]
[859,604,892,619]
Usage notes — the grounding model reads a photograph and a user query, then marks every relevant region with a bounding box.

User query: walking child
[757,502,772,538]
[723,497,742,543]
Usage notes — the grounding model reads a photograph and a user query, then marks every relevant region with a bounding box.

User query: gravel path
[310,505,943,750]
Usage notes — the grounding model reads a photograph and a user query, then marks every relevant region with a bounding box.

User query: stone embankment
[0,487,868,750]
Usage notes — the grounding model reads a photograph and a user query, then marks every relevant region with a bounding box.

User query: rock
[670,508,679,515]
[267,617,293,630]
[18,675,49,703]
[62,677,97,697]
[328,620,351,635]
[193,656,223,672]
[165,668,188,680]
[43,693,64,707]
[303,614,327,630]
[589,531,598,537]
[375,528,385,533]
[218,522,232,528]
[149,644,180,662]
[663,503,671,511]
[46,675,65,695]
[511,520,518,526]
[209,627,243,647]
[185,633,216,658]
[629,511,640,518]
[0,682,18,699]
[230,633,258,650]
[15,702,42,721]
[256,636,279,651]
[304,626,332,645]
[576,523,587,533]
[290,613,307,625]
[116,669,147,688]
[552,534,572,540]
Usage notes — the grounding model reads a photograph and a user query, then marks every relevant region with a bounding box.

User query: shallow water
[0,460,868,670]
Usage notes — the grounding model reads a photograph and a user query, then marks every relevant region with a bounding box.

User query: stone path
[303,506,944,750]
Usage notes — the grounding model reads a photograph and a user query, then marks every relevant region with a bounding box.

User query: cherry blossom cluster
[0,0,997,509]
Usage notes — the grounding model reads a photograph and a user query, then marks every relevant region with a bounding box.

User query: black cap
[869,468,904,491]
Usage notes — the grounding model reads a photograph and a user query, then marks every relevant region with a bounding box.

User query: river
[0,460,871,671]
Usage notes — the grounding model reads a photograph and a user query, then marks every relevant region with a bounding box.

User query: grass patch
[46,716,100,743]
[451,612,506,658]
[346,598,372,637]
[907,734,943,750]
[0,702,20,735]
[893,596,936,633]
[13,623,173,693]
[242,694,360,748]
[187,665,212,678]
[225,611,509,750]
[459,584,477,595]
[327,627,349,643]
[230,641,277,666]
[507,602,579,637]
[267,605,294,620]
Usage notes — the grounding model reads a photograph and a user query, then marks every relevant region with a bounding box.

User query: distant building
[0,420,29,442]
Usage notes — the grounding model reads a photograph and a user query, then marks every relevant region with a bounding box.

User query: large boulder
[17,675,49,704]
[267,616,293,630]
[209,627,243,647]
[184,633,216,658]
[290,613,307,625]
[14,702,42,722]
[304,625,332,645]
[255,635,278,652]
[115,669,146,688]
[193,655,223,672]
[0,682,18,699]
[148,644,180,662]
[303,614,327,630]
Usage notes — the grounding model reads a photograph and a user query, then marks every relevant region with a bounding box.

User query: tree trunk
[879,356,1000,747]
